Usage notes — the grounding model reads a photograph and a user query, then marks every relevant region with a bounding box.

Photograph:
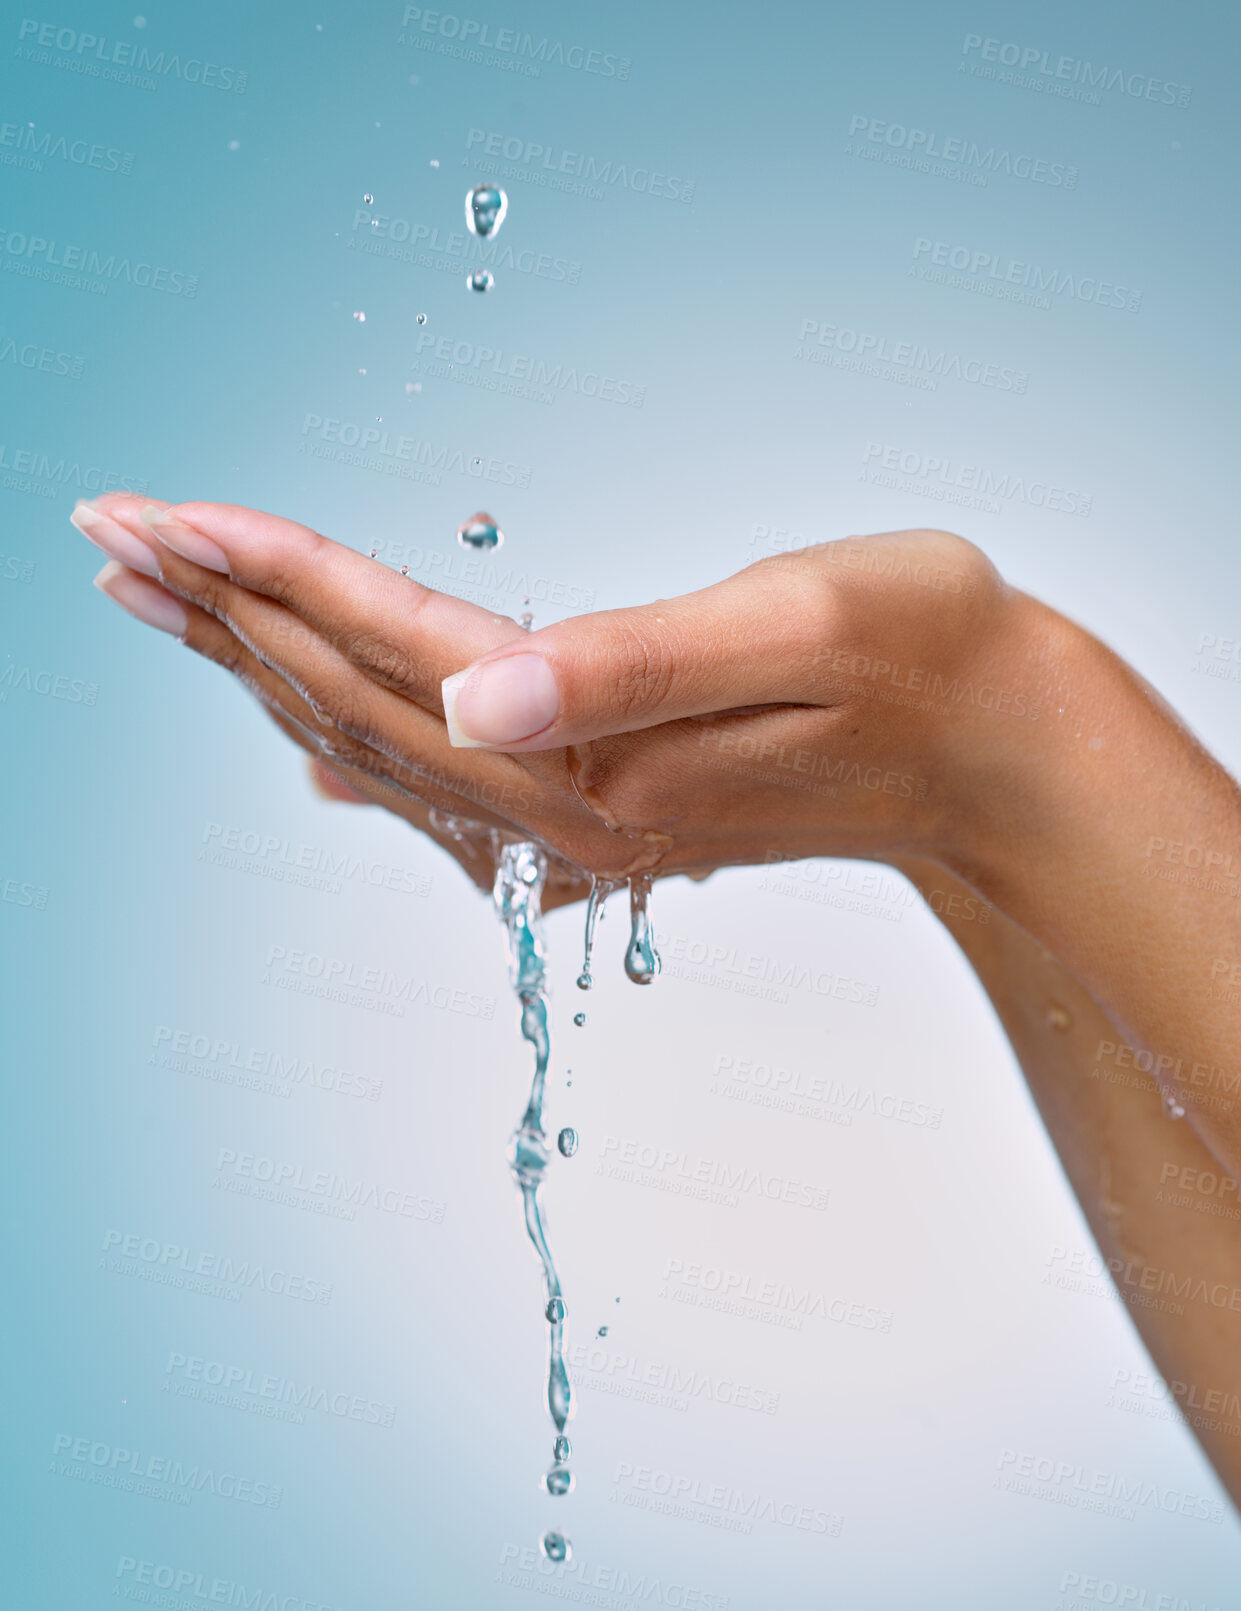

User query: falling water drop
[457,513,503,551]
[466,183,508,238]
[352,310,366,321]
[541,1533,570,1564]
[416,312,427,325]
[545,1296,565,1323]
[363,192,374,205]
[467,269,495,293]
[557,1128,578,1158]
[554,1435,571,1462]
[573,1013,586,1027]
[544,1465,574,1496]
[596,1326,608,1338]
[624,872,660,985]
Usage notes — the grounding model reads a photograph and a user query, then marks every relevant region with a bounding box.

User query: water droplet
[405,383,415,393]
[554,1435,571,1462]
[546,1296,565,1323]
[467,269,495,293]
[544,1464,574,1496]
[541,1532,570,1564]
[430,157,440,167]
[363,192,374,205]
[624,872,660,985]
[573,1013,586,1027]
[557,1128,578,1158]
[352,310,366,322]
[1046,1004,1072,1033]
[457,513,503,552]
[1164,1091,1186,1119]
[227,140,240,151]
[416,312,427,325]
[368,548,377,559]
[596,1326,608,1338]
[466,184,508,238]
[519,611,535,632]
[400,565,409,576]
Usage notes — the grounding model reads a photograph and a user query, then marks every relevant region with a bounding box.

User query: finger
[95,496,524,710]
[440,560,836,752]
[308,758,371,804]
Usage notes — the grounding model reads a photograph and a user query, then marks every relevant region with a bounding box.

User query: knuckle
[608,625,675,720]
[338,628,427,695]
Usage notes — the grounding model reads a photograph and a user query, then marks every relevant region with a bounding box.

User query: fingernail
[94,560,188,637]
[442,653,560,748]
[141,506,229,573]
[70,500,160,578]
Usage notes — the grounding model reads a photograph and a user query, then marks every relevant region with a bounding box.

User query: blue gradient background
[3,1,1241,1605]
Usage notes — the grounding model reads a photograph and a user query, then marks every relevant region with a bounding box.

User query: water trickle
[624,872,660,985]
[544,1464,574,1496]
[466,183,508,238]
[573,1012,586,1028]
[541,1532,570,1564]
[557,1127,578,1158]
[493,842,573,1494]
[467,268,495,293]
[457,513,503,552]
[576,879,614,990]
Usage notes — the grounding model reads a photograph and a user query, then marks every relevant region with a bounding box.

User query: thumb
[440,565,827,751]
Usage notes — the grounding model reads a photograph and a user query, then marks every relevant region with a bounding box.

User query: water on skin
[494,841,573,1539]
[576,879,616,990]
[457,513,503,552]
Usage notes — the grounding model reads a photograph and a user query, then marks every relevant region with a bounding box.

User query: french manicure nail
[140,506,229,573]
[70,500,161,578]
[94,560,189,637]
[442,653,560,748]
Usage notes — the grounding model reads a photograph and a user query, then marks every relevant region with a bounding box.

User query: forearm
[893,856,1241,1504]
[942,590,1241,1177]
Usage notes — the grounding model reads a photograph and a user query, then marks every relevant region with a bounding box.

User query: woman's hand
[74,495,1035,889]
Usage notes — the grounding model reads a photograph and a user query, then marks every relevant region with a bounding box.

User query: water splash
[493,842,573,1494]
[624,872,660,985]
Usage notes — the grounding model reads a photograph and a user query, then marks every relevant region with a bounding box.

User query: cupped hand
[75,495,1031,894]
